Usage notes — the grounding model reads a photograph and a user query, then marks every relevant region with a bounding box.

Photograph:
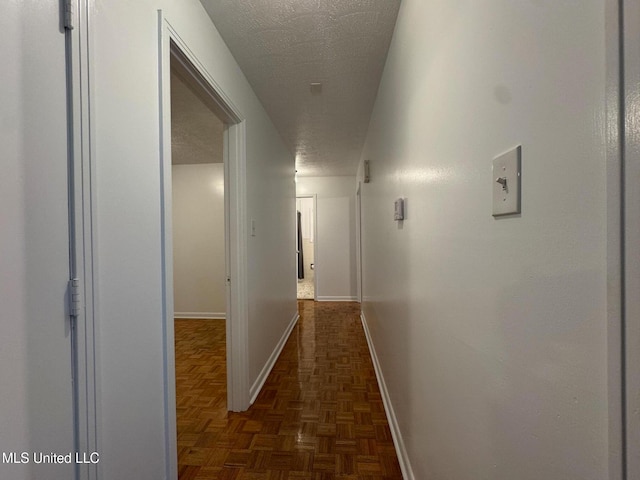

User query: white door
[0,1,75,479]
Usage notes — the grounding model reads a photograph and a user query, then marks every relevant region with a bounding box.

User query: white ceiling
[171,69,225,165]
[200,0,401,177]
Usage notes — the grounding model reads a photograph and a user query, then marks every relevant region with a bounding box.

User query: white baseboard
[316,296,359,302]
[360,311,415,480]
[174,312,225,320]
[250,311,299,404]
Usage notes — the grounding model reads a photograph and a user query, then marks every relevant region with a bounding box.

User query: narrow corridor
[175,301,402,479]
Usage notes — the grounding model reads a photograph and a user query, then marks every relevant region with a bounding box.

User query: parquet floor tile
[175,301,403,479]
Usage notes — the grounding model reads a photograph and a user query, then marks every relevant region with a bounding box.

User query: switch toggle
[492,145,521,216]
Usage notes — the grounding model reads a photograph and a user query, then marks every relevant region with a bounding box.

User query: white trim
[605,0,624,479]
[158,11,251,480]
[174,312,226,320]
[226,119,250,412]
[316,296,358,302]
[250,312,299,404]
[355,182,363,303]
[360,311,414,480]
[67,1,100,479]
[158,15,178,479]
[622,0,640,477]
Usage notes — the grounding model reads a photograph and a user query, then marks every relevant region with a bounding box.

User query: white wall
[297,176,357,301]
[358,1,609,479]
[172,164,225,317]
[296,197,314,242]
[93,1,296,478]
[0,2,75,478]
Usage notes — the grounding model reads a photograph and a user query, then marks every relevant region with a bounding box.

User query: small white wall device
[492,145,522,216]
[394,198,405,221]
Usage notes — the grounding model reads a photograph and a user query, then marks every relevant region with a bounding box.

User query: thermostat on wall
[394,198,404,221]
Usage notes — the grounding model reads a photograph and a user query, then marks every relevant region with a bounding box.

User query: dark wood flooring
[175,300,403,479]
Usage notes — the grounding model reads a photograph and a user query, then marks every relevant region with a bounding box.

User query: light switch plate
[492,145,521,216]
[394,198,404,221]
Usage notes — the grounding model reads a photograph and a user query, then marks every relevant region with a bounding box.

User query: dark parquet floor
[175,301,403,480]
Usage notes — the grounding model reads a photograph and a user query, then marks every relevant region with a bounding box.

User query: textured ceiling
[200,0,401,176]
[171,69,224,165]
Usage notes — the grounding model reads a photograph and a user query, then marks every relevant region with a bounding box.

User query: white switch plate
[394,198,404,221]
[492,145,521,216]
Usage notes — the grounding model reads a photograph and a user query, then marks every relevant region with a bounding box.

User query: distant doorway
[296,195,317,300]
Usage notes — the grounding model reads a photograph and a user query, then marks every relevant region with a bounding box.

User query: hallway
[175,301,402,479]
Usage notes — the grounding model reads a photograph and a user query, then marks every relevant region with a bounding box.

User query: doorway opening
[169,61,229,477]
[296,195,317,300]
[159,18,251,477]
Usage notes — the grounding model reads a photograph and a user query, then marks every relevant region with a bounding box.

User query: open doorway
[170,69,226,322]
[159,25,252,476]
[296,195,317,300]
[169,63,228,477]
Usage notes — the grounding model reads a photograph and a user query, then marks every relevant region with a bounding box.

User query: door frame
[158,11,251,478]
[65,1,99,479]
[355,182,363,303]
[605,0,637,478]
[621,0,640,477]
[296,194,318,301]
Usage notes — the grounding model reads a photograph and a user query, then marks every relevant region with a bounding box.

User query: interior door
[0,1,75,479]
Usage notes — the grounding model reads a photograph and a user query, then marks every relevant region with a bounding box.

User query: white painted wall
[297,177,357,301]
[296,197,314,242]
[172,164,225,317]
[0,2,75,479]
[93,1,296,478]
[358,1,610,479]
